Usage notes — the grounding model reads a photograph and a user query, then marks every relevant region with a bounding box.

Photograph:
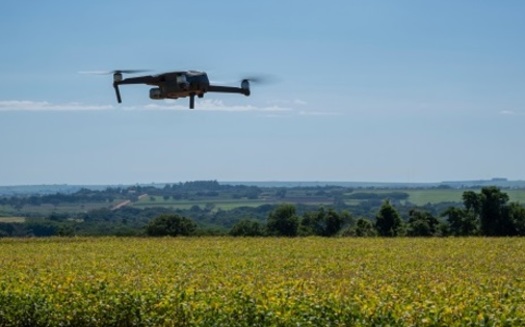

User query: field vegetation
[1,181,524,237]
[0,216,25,223]
[0,237,524,326]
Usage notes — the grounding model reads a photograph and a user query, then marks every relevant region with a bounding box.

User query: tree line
[145,187,525,237]
[2,186,525,238]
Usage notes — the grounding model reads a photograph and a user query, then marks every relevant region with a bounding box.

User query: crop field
[405,189,525,205]
[1,238,524,326]
[132,196,333,211]
[0,216,25,223]
[132,196,269,210]
[345,189,525,206]
[133,189,525,212]
[2,202,114,216]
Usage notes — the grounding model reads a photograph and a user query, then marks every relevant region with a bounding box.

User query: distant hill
[0,185,108,196]
[224,179,525,189]
[439,178,525,189]
[222,181,441,188]
[1,178,524,196]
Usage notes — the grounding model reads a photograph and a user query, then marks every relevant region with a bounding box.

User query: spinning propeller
[80,70,149,103]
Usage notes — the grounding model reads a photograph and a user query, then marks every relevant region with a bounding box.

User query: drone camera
[149,88,163,100]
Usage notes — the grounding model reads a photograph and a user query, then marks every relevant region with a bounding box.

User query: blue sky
[0,1,524,185]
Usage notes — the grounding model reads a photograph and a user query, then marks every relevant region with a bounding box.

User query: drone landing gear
[189,93,195,109]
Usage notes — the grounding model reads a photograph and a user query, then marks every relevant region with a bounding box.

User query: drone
[88,70,263,109]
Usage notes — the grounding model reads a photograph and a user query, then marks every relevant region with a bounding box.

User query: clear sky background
[0,1,524,185]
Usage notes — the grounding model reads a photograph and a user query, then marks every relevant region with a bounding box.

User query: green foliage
[507,203,525,235]
[479,187,511,236]
[5,238,525,325]
[146,214,196,236]
[267,204,299,237]
[342,218,377,237]
[441,207,479,236]
[229,219,266,236]
[462,191,481,214]
[3,182,525,238]
[441,187,525,237]
[300,207,344,236]
[375,201,402,237]
[406,209,440,236]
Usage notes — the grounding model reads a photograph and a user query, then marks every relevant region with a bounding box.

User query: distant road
[111,194,148,210]
[111,200,131,211]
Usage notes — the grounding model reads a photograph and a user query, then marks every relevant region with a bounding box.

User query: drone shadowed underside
[90,70,259,109]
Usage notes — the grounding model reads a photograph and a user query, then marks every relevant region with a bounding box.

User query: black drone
[89,70,263,109]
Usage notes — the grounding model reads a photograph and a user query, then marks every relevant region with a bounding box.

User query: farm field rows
[0,216,25,223]
[1,237,524,326]
[402,189,525,206]
[0,202,113,216]
[132,195,334,210]
[2,188,524,218]
[132,196,269,210]
[343,189,525,206]
[132,189,525,211]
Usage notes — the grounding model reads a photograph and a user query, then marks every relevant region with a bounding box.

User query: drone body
[112,70,251,109]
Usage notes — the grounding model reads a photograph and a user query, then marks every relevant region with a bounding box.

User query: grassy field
[406,189,525,205]
[135,189,525,211]
[4,202,114,216]
[0,216,25,223]
[345,189,525,206]
[132,196,269,210]
[0,237,524,326]
[3,189,524,220]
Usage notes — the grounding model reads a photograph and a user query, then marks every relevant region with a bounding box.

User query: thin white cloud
[268,98,308,106]
[0,100,113,111]
[135,99,293,113]
[500,110,523,116]
[298,110,342,116]
[293,99,308,105]
[0,98,315,116]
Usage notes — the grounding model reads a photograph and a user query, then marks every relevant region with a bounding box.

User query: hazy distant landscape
[1,179,524,238]
[3,181,525,325]
[2,177,525,196]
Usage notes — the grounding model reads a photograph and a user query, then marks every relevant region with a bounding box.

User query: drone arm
[117,75,158,85]
[208,85,250,96]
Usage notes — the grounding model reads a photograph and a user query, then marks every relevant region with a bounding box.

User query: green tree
[146,214,196,236]
[448,187,525,236]
[341,210,355,227]
[57,224,75,237]
[342,218,376,237]
[300,207,344,237]
[375,200,402,237]
[267,204,299,237]
[479,187,510,236]
[299,211,316,236]
[324,208,344,236]
[462,191,481,214]
[407,209,440,237]
[229,219,265,236]
[441,207,478,236]
[506,202,525,236]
